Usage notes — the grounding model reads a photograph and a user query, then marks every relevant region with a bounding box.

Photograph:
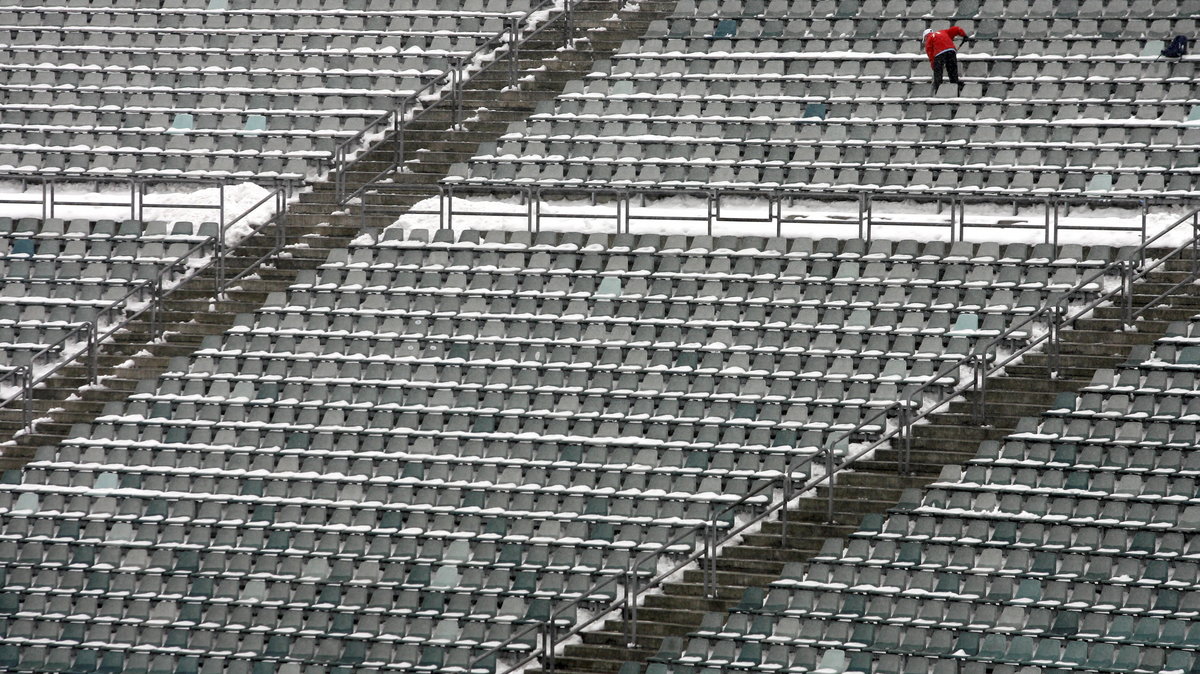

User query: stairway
[0,215,369,469]
[532,251,1200,674]
[292,0,679,223]
[0,0,680,468]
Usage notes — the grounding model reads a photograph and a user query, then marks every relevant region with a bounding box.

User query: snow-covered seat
[0,228,1124,672]
[0,0,536,180]
[673,300,1200,673]
[461,1,1200,196]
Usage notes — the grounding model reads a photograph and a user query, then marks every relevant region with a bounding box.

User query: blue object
[802,102,828,120]
[712,19,737,39]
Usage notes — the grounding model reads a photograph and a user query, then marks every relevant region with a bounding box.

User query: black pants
[932,50,960,90]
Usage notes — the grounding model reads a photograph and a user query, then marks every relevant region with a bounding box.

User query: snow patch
[382,192,1190,248]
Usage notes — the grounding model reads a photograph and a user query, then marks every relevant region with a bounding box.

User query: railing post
[780,474,792,547]
[706,519,718,598]
[1140,199,1148,246]
[898,404,911,476]
[87,322,98,384]
[1053,199,1060,247]
[1121,259,1134,327]
[528,187,537,234]
[825,437,836,524]
[973,352,988,425]
[335,147,344,203]
[613,191,622,234]
[1044,196,1051,244]
[773,191,782,238]
[621,191,631,235]
[1192,211,1199,279]
[562,0,574,48]
[396,98,408,174]
[707,191,715,236]
[1051,198,1059,248]
[949,195,958,242]
[278,184,288,251]
[1048,305,1060,380]
[625,565,639,648]
[216,208,226,295]
[857,193,865,239]
[508,16,520,87]
[535,187,546,233]
[397,102,405,170]
[453,57,464,127]
[21,366,31,431]
[865,193,873,239]
[543,621,556,673]
[151,279,162,340]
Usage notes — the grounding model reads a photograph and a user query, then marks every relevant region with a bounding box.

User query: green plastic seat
[712,19,737,38]
[168,113,194,132]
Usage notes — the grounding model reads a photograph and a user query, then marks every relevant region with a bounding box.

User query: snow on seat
[0,226,1123,672]
[0,0,530,181]
[458,2,1200,198]
[656,302,1200,674]
[0,216,214,373]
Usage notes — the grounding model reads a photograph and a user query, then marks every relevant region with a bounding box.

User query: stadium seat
[461,1,1200,196]
[0,227,1125,672]
[0,1,533,180]
[666,308,1200,673]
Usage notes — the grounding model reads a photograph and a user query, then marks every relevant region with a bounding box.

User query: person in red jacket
[922,26,969,93]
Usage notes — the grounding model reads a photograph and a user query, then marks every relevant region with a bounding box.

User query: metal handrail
[328,1,552,198]
[0,174,255,222]
[0,174,248,398]
[331,0,598,205]
[467,203,1200,674]
[427,181,1166,245]
[0,182,294,436]
[818,205,1200,520]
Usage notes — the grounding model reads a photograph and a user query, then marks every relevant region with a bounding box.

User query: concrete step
[828,471,931,491]
[540,253,1200,674]
[1004,363,1117,380]
[1096,305,1199,322]
[658,582,752,604]
[538,655,651,674]
[910,423,1012,443]
[678,567,779,588]
[718,544,824,563]
[1058,329,1165,349]
[971,376,1089,394]
[937,401,1043,422]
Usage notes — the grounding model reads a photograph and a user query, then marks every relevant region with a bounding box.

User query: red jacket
[924,26,967,65]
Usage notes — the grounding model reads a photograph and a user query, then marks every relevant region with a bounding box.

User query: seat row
[600,54,1195,85]
[3,31,485,55]
[976,437,1200,474]
[368,229,1120,267]
[657,305,1200,673]
[0,229,1121,674]
[678,0,1187,19]
[463,162,1195,195]
[650,16,1196,42]
[0,11,509,33]
[325,241,1114,271]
